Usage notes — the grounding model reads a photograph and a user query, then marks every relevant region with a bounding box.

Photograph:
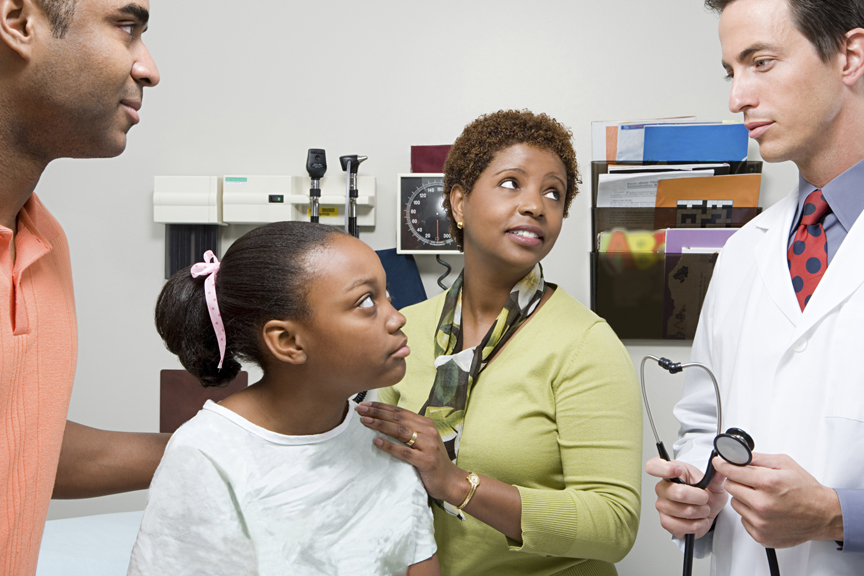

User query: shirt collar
[0,194,59,272]
[796,157,864,233]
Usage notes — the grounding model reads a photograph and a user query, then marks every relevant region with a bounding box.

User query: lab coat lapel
[752,191,801,326]
[791,199,864,340]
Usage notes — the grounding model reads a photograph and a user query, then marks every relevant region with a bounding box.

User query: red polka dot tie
[788,190,830,310]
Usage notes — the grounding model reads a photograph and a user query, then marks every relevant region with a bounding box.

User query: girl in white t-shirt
[128,222,438,576]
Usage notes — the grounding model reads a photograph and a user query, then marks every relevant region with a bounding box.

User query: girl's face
[300,235,409,396]
[451,143,567,276]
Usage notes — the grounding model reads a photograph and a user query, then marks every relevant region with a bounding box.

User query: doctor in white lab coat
[669,185,864,575]
[646,0,864,575]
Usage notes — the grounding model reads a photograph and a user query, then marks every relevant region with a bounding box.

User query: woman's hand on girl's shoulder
[356,402,464,504]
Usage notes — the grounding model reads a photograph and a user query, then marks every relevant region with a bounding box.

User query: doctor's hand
[713,453,844,548]
[646,456,729,540]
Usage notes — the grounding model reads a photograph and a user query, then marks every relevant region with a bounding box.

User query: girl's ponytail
[155,268,241,387]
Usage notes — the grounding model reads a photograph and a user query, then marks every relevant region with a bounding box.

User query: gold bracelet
[457,472,480,511]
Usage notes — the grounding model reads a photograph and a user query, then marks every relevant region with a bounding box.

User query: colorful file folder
[643,123,748,162]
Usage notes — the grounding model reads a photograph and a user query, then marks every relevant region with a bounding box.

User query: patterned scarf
[419,264,545,517]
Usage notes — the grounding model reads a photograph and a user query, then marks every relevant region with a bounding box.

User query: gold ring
[407,430,418,447]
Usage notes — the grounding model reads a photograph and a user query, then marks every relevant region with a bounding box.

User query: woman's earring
[457,221,463,229]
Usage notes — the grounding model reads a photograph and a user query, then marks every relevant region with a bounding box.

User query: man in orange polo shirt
[0,1,169,574]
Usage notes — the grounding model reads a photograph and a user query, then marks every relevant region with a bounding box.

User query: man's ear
[841,28,864,87]
[0,0,41,60]
[449,184,466,227]
[262,320,308,365]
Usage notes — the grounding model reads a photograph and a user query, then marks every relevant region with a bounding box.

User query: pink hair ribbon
[190,250,226,369]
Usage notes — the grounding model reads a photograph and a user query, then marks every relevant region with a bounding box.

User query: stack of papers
[597,170,715,208]
[597,168,759,212]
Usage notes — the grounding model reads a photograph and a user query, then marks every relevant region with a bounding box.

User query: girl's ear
[262,320,307,365]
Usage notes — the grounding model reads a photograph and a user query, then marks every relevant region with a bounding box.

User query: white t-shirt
[128,400,436,576]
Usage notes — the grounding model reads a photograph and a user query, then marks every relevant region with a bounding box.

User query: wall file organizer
[589,161,762,340]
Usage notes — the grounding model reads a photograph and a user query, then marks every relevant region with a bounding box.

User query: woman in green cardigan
[356,109,642,576]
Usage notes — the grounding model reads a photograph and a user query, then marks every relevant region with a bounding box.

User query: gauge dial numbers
[397,174,459,254]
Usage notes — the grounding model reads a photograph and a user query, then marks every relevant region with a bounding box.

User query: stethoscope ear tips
[714,427,755,466]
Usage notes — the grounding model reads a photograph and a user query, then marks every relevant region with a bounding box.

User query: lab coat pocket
[827,379,864,423]
[826,299,864,423]
[823,410,864,489]
[826,408,864,423]
[819,301,864,489]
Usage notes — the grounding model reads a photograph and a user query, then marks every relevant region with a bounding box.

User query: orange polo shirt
[0,194,77,576]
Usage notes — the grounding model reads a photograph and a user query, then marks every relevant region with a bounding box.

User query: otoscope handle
[310,197,320,223]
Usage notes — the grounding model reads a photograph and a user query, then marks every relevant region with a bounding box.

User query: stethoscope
[640,356,780,576]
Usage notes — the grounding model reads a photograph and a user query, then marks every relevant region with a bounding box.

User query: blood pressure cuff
[375,248,427,310]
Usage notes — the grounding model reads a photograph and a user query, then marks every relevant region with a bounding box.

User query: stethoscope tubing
[640,355,779,576]
[640,355,722,443]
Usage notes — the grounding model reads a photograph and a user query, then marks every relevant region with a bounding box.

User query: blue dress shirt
[788,157,864,554]
[789,158,864,264]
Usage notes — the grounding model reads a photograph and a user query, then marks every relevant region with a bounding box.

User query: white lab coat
[673,189,864,576]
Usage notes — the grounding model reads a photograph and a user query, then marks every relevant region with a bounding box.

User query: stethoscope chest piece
[714,427,755,466]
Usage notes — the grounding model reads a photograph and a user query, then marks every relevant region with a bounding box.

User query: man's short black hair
[706,0,864,61]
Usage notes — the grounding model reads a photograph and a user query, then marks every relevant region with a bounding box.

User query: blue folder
[643,123,748,162]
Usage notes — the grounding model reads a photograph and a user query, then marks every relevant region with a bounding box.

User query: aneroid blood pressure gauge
[397,174,459,254]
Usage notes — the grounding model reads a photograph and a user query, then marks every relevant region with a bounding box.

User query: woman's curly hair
[442,109,581,250]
